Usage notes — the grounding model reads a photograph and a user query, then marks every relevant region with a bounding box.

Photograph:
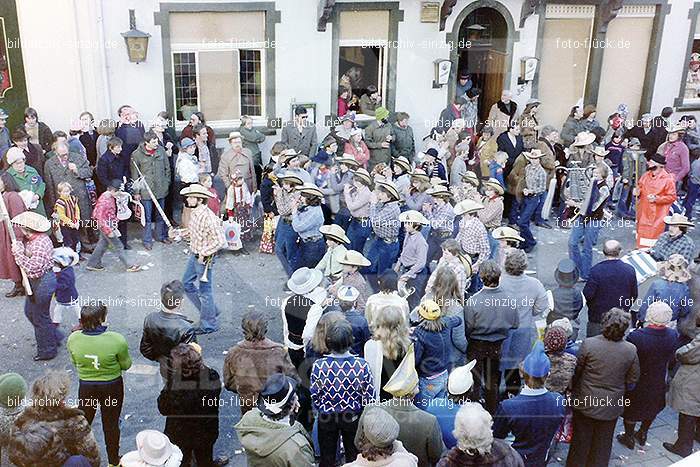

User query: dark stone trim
[673,2,700,109]
[640,2,670,113]
[327,2,404,124]
[530,3,547,98]
[446,1,520,107]
[154,2,281,131]
[318,0,336,32]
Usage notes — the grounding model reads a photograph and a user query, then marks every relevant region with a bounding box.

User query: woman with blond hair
[364,304,411,401]
[424,266,467,368]
[427,239,471,295]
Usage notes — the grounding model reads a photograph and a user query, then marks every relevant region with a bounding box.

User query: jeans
[683,180,700,220]
[87,232,130,268]
[566,411,616,467]
[517,194,542,250]
[616,184,635,218]
[297,238,327,270]
[60,226,80,250]
[507,194,521,225]
[142,197,167,245]
[568,219,601,280]
[364,238,400,290]
[25,272,59,358]
[415,371,448,408]
[183,254,219,332]
[275,220,299,277]
[346,217,372,254]
[334,208,351,231]
[78,377,124,466]
[317,412,360,467]
[427,231,452,264]
[488,231,499,260]
[62,456,93,467]
[405,268,429,311]
[467,339,503,415]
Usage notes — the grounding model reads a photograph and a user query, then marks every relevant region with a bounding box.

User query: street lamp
[121,9,150,64]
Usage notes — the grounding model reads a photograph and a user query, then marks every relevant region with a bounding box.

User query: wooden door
[482,50,507,118]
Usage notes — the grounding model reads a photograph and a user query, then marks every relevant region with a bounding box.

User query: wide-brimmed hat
[591,146,609,157]
[426,185,453,199]
[430,177,448,187]
[483,178,505,195]
[447,360,477,395]
[338,249,371,267]
[393,156,411,172]
[526,98,541,107]
[375,179,400,201]
[227,131,242,141]
[664,213,694,227]
[659,254,692,283]
[525,149,545,160]
[418,300,442,321]
[5,147,25,166]
[399,210,429,225]
[375,107,390,121]
[383,344,418,397]
[628,137,641,148]
[277,171,304,186]
[12,212,51,232]
[340,113,355,122]
[258,373,298,417]
[319,224,350,244]
[53,247,80,268]
[454,199,484,215]
[668,123,686,134]
[572,131,596,147]
[135,430,175,466]
[180,184,214,199]
[296,182,324,198]
[410,168,430,182]
[280,149,300,163]
[337,285,360,303]
[554,258,579,287]
[287,267,324,295]
[337,154,360,168]
[461,171,479,186]
[492,226,524,243]
[352,168,372,185]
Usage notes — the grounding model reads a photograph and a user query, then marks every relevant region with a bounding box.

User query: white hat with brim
[461,171,479,186]
[664,213,694,227]
[296,183,324,198]
[337,154,360,168]
[11,212,51,233]
[338,250,371,267]
[375,180,400,201]
[448,360,477,395]
[453,199,484,216]
[287,267,324,295]
[484,178,505,195]
[319,224,350,244]
[669,123,686,134]
[352,168,372,185]
[572,131,596,147]
[5,147,25,166]
[430,177,448,187]
[399,210,429,225]
[278,172,304,186]
[337,285,360,302]
[52,247,79,267]
[136,430,175,466]
[591,146,609,157]
[393,157,411,172]
[180,184,214,199]
[492,226,524,242]
[410,169,430,182]
[525,149,545,160]
[426,185,453,198]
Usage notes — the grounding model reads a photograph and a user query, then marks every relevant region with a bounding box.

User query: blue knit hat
[522,341,551,378]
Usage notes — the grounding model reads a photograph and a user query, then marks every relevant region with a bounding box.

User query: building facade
[2,0,700,155]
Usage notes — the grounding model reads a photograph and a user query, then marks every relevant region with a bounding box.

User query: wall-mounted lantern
[519,56,539,84]
[433,59,452,88]
[121,9,151,64]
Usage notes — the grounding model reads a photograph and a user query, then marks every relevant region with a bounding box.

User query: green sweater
[67,329,132,382]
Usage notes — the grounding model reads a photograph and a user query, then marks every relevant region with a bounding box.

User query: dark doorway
[456,8,508,121]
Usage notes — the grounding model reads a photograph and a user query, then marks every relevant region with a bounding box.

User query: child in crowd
[198,173,220,216]
[54,182,81,250]
[225,171,253,241]
[52,247,81,330]
[605,133,625,176]
[489,151,508,187]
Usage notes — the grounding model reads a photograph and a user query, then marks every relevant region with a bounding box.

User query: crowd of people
[0,86,699,467]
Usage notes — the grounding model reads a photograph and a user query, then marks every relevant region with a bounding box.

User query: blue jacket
[345,309,370,357]
[583,259,638,323]
[55,267,78,304]
[425,399,462,449]
[493,389,565,467]
[413,316,461,377]
[96,150,129,188]
[638,278,691,323]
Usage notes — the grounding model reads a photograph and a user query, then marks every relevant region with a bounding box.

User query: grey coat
[364,121,392,167]
[130,142,171,201]
[391,124,415,161]
[43,152,93,221]
[280,123,317,157]
[239,126,266,166]
[669,334,700,417]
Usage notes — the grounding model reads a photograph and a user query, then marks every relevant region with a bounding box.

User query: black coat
[79,131,98,166]
[496,132,525,175]
[140,311,196,377]
[624,125,666,159]
[158,366,222,449]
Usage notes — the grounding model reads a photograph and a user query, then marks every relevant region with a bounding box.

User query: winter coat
[130,142,171,201]
[158,366,222,451]
[560,117,582,147]
[223,338,298,414]
[20,121,53,153]
[345,140,371,168]
[437,440,524,467]
[669,334,700,417]
[391,124,415,162]
[518,114,539,149]
[506,154,528,198]
[638,278,692,324]
[115,121,145,162]
[545,351,577,394]
[477,136,499,175]
[280,122,318,157]
[623,326,678,421]
[234,408,315,467]
[140,311,197,378]
[96,150,129,188]
[218,147,257,194]
[79,131,98,166]
[496,132,524,170]
[344,440,419,466]
[44,152,94,221]
[0,192,25,282]
[3,144,45,181]
[239,126,266,166]
[624,125,665,158]
[535,138,558,183]
[9,405,100,466]
[8,165,46,216]
[487,101,518,136]
[365,121,393,167]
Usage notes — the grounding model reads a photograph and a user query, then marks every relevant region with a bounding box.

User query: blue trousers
[297,238,327,270]
[405,268,429,311]
[488,231,499,260]
[517,194,543,250]
[508,196,521,225]
[347,217,372,254]
[183,254,219,332]
[25,272,59,358]
[364,238,400,289]
[616,184,635,218]
[275,220,299,277]
[683,180,700,220]
[415,371,448,409]
[142,197,167,245]
[568,220,601,280]
[334,208,351,231]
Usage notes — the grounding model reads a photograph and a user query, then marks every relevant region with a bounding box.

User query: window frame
[338,40,389,120]
[674,2,700,111]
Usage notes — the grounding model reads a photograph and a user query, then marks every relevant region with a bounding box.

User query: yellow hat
[418,300,442,321]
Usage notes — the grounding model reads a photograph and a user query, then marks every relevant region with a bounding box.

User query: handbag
[259,214,276,254]
[223,219,243,251]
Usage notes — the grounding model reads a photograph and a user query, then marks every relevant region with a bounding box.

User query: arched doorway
[448,2,517,121]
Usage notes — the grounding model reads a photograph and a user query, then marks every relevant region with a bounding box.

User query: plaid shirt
[426,202,455,233]
[274,188,298,217]
[292,205,324,240]
[452,184,481,203]
[13,233,54,279]
[369,201,401,241]
[456,216,490,267]
[525,164,547,194]
[478,196,504,229]
[188,204,226,257]
[650,231,696,264]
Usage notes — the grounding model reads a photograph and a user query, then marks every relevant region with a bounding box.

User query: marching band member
[479,178,505,259]
[344,168,373,253]
[331,250,372,312]
[365,179,402,287]
[315,224,350,282]
[274,172,303,277]
[454,199,490,294]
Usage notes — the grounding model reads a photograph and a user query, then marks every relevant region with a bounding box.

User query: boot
[663,441,691,458]
[616,433,635,449]
[634,428,648,446]
[5,283,25,298]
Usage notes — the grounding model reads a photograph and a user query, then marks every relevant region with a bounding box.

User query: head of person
[193,124,208,144]
[341,114,355,130]
[453,402,495,456]
[322,313,354,355]
[668,129,682,142]
[143,131,159,151]
[309,311,345,355]
[641,113,653,128]
[612,132,623,144]
[199,173,213,189]
[593,161,609,181]
[79,111,94,132]
[395,112,409,129]
[480,125,494,141]
[97,118,117,137]
[54,141,69,159]
[507,120,520,136]
[189,112,205,127]
[241,115,253,130]
[106,179,122,197]
[355,407,400,462]
[257,373,299,422]
[603,239,622,259]
[500,90,512,104]
[371,305,410,360]
[453,96,467,112]
[376,186,392,203]
[0,372,27,409]
[107,136,123,155]
[80,303,107,331]
[367,84,379,101]
[601,308,630,342]
[241,310,269,342]
[519,342,550,389]
[117,105,136,124]
[645,301,673,328]
[11,129,29,150]
[57,181,72,198]
[294,106,309,124]
[227,131,242,150]
[430,267,462,309]
[160,280,184,312]
[543,326,568,354]
[583,104,597,120]
[661,107,674,119]
[467,87,481,101]
[323,137,338,155]
[569,105,582,119]
[52,131,68,147]
[377,270,399,294]
[24,107,38,125]
[479,260,501,288]
[504,248,527,276]
[541,125,559,143]
[458,73,470,86]
[29,371,71,412]
[681,115,697,129]
[170,343,203,379]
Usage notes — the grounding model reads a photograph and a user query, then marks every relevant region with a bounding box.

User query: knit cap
[522,342,551,378]
[544,326,568,353]
[0,372,27,408]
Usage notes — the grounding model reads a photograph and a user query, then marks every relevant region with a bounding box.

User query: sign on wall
[420,2,440,23]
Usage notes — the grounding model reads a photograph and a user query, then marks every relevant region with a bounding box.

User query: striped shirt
[426,202,455,233]
[55,194,80,226]
[188,204,226,257]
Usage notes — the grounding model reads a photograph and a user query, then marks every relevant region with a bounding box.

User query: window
[173,52,198,121]
[240,50,263,116]
[684,39,700,104]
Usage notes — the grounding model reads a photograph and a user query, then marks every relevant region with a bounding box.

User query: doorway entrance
[456,8,509,121]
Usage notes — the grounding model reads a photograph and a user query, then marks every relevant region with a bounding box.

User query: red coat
[0,192,26,281]
[636,168,676,248]
[344,140,370,168]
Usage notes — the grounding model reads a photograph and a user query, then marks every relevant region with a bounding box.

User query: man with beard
[634,153,677,248]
